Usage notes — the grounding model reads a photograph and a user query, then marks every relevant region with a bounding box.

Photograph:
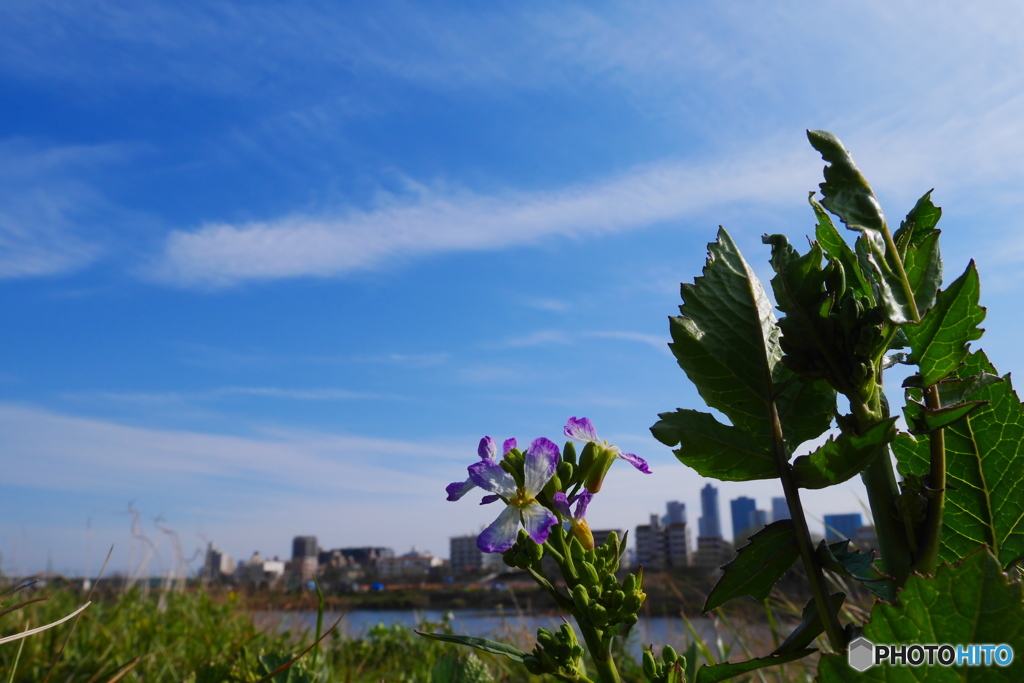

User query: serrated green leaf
[894,190,942,249]
[904,261,985,387]
[695,649,817,683]
[817,547,1024,681]
[669,228,832,442]
[808,130,887,235]
[656,229,833,481]
[808,130,915,324]
[704,520,801,611]
[894,351,1024,568]
[415,631,527,663]
[651,409,775,482]
[773,592,846,655]
[817,540,895,603]
[791,418,897,489]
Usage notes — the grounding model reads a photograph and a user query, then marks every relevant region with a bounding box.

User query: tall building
[699,484,722,538]
[292,536,318,559]
[750,509,767,531]
[450,535,484,575]
[730,497,757,541]
[636,506,690,570]
[201,542,235,584]
[663,501,686,525]
[693,536,733,573]
[824,513,864,543]
[771,497,791,523]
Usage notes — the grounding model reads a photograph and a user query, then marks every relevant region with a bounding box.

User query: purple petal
[468,460,517,497]
[564,416,598,443]
[502,438,517,454]
[572,489,593,519]
[446,479,476,501]
[521,502,558,545]
[552,492,573,518]
[523,437,559,495]
[478,436,497,460]
[478,505,520,553]
[618,451,652,474]
[480,494,500,505]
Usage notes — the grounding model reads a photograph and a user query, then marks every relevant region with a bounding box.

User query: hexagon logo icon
[848,637,875,672]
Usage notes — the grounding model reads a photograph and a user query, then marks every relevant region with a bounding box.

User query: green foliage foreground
[0,587,536,682]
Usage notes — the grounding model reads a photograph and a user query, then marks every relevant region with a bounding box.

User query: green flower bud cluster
[522,623,585,678]
[565,533,646,638]
[641,645,686,683]
[501,529,545,570]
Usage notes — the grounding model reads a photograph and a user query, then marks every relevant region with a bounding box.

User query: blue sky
[3,1,1024,576]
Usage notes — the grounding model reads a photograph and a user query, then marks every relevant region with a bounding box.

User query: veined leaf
[817,540,895,603]
[414,632,527,663]
[808,130,915,324]
[904,261,985,387]
[656,229,833,481]
[791,418,896,489]
[694,649,817,683]
[651,409,775,482]
[893,190,942,250]
[704,520,801,611]
[817,547,1024,681]
[894,351,1024,569]
[671,229,831,444]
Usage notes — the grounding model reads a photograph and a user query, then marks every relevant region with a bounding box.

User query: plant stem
[911,384,947,575]
[769,402,847,652]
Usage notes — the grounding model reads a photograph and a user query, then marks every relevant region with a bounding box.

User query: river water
[256,609,774,660]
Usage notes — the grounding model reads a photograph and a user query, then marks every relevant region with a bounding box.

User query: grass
[0,579,848,682]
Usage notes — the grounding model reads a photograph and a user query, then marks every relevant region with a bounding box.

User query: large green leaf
[704,520,801,611]
[668,228,830,441]
[791,418,897,489]
[651,409,775,482]
[894,351,1024,569]
[655,229,833,481]
[817,547,1024,681]
[807,130,914,324]
[904,261,985,387]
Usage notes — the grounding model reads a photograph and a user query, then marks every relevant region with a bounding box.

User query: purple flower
[446,436,517,502]
[553,489,595,550]
[468,437,560,553]
[564,417,650,492]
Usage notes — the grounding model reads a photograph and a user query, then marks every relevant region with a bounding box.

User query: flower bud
[580,561,600,588]
[562,440,577,466]
[571,584,591,611]
[587,603,609,627]
[642,648,658,679]
[556,460,575,483]
[584,445,616,493]
[571,518,595,551]
[663,644,678,665]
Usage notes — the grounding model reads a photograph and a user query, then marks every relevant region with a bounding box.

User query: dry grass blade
[102,656,142,683]
[0,596,50,619]
[0,602,91,644]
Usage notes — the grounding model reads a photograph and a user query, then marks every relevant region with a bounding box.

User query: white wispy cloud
[0,139,129,278]
[149,143,812,287]
[0,403,460,497]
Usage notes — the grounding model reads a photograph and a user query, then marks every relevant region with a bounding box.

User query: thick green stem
[860,453,910,586]
[770,402,847,652]
[911,384,947,575]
